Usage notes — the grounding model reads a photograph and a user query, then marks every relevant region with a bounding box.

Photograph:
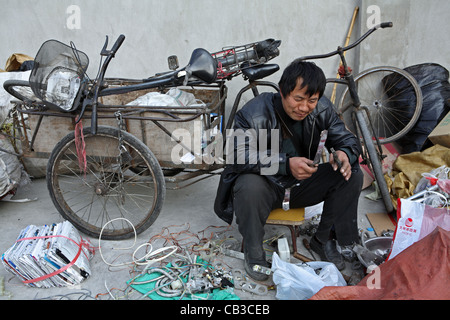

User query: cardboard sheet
[366,212,396,236]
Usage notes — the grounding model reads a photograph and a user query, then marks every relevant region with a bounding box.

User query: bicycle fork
[352,108,394,213]
[351,107,386,164]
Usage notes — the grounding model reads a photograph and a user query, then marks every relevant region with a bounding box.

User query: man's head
[278,60,326,121]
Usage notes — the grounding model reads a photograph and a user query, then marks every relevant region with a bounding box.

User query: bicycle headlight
[46,70,82,111]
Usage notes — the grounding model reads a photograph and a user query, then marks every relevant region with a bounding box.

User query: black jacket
[213,92,361,224]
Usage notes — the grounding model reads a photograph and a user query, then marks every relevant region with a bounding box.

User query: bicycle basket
[29,39,89,112]
[212,38,281,79]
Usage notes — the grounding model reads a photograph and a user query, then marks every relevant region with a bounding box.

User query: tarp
[310,227,450,300]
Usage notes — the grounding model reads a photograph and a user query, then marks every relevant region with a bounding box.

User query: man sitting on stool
[214,60,363,281]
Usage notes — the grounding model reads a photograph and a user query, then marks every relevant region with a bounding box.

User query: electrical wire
[96,221,241,300]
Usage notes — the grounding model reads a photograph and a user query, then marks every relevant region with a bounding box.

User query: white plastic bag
[166,87,197,106]
[126,88,204,108]
[388,198,450,260]
[126,91,179,107]
[271,252,346,300]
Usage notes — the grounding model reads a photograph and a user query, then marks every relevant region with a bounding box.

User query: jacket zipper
[307,115,318,159]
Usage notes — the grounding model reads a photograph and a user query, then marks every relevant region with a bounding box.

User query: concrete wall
[1,0,449,109]
[359,0,450,70]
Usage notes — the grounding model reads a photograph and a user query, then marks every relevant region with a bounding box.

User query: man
[214,60,363,281]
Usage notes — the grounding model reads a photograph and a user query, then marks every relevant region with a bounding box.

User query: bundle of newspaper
[1,221,94,288]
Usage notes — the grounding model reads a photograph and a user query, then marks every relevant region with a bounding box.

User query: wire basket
[29,40,89,112]
[211,38,281,79]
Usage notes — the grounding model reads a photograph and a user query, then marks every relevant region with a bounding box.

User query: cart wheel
[46,125,165,240]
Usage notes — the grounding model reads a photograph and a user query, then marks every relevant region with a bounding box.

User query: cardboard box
[428,111,450,148]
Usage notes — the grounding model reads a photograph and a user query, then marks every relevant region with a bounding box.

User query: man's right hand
[288,157,318,180]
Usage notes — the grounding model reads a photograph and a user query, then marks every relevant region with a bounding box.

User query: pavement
[0,173,387,301]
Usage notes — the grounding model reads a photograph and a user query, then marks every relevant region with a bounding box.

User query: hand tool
[293,252,313,262]
[330,147,342,171]
[302,238,316,260]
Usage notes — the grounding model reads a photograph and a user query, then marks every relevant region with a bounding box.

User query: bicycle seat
[185,48,217,83]
[242,63,279,81]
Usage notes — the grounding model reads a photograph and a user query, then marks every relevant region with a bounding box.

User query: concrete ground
[0,173,387,301]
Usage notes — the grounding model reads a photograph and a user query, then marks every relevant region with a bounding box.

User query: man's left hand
[330,149,351,181]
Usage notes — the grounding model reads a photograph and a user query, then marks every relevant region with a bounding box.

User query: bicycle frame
[299,22,392,108]
[300,24,393,145]
[74,36,281,135]
[298,22,395,214]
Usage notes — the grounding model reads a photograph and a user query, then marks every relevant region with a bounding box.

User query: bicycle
[3,35,281,239]
[298,22,422,215]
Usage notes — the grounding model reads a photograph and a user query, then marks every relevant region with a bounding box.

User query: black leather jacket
[214,92,361,224]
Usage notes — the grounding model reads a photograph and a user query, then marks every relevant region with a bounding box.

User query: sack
[271,252,346,300]
[388,198,450,260]
[389,63,450,153]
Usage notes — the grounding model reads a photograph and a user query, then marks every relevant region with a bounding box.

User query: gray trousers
[233,163,364,265]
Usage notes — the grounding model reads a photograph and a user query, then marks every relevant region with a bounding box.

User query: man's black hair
[278,59,326,98]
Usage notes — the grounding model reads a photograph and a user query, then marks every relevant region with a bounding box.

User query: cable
[98,217,137,268]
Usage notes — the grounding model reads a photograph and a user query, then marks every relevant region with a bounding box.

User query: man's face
[281,78,320,121]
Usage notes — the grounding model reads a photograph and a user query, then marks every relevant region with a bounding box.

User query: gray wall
[1,0,449,108]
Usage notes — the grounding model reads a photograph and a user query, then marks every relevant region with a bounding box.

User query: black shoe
[244,252,269,281]
[309,235,345,270]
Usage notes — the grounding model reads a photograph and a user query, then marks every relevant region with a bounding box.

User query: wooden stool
[266,208,309,260]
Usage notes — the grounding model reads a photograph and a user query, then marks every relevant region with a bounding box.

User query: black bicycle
[298,22,422,214]
[3,35,281,239]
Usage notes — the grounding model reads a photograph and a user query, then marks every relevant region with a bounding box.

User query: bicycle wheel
[338,66,422,144]
[47,125,166,240]
[3,80,42,104]
[354,110,394,214]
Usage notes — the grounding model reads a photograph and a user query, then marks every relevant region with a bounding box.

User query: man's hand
[289,157,318,180]
[330,149,351,181]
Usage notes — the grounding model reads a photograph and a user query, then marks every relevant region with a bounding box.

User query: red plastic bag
[388,198,450,260]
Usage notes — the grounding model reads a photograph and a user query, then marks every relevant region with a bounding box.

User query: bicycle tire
[338,66,423,144]
[3,80,42,104]
[46,125,166,240]
[354,110,394,214]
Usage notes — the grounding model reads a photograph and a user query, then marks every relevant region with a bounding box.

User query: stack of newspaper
[2,221,93,288]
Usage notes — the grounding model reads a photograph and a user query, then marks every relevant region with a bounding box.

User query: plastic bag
[126,88,204,108]
[388,198,450,260]
[271,252,346,300]
[126,91,179,107]
[166,87,197,106]
[385,63,450,153]
[414,165,449,193]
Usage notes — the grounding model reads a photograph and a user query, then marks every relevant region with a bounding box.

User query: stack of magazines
[2,221,93,288]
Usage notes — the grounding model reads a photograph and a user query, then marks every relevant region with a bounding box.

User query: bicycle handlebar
[298,22,393,61]
[101,34,126,57]
[111,34,126,55]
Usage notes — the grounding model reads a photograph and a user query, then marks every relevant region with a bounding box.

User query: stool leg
[287,226,297,253]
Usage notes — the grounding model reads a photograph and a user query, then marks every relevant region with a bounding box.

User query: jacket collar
[273,93,296,137]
